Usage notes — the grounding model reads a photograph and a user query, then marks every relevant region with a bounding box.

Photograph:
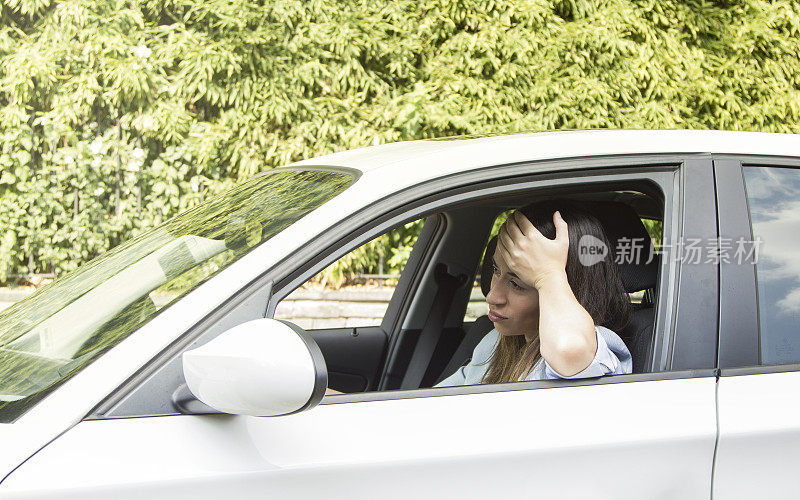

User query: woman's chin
[495,324,522,337]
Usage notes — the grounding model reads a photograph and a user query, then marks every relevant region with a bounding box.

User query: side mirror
[181,319,327,417]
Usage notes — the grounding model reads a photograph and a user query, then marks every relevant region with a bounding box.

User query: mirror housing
[181,319,327,417]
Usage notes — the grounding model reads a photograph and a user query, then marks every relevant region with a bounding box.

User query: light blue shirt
[436,326,632,387]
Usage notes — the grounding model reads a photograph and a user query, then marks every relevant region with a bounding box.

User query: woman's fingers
[497,225,518,257]
[502,213,525,241]
[495,233,507,257]
[513,211,545,241]
[494,234,513,265]
[553,211,569,243]
[500,211,557,255]
[496,210,569,289]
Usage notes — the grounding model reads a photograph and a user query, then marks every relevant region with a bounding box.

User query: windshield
[0,168,354,422]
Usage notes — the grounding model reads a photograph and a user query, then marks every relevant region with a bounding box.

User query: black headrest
[479,202,658,296]
[588,201,659,293]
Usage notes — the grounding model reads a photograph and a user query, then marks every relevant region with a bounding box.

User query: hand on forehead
[496,209,569,289]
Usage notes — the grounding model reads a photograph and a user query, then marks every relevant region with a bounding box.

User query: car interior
[291,185,664,394]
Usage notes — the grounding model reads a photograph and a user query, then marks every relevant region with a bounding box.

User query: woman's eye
[510,280,524,291]
[491,264,500,275]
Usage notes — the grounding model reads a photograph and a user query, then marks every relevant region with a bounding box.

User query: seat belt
[434,314,494,385]
[400,263,466,390]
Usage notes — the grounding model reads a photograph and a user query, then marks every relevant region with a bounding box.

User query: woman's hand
[496,211,569,289]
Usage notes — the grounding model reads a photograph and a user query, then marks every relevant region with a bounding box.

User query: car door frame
[713,154,800,500]
[714,153,800,369]
[82,153,718,419]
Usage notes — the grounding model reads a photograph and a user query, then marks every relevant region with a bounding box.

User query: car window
[0,168,354,423]
[742,166,800,365]
[274,219,423,330]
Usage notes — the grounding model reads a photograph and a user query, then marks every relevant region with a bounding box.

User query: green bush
[1,0,799,281]
[315,219,423,287]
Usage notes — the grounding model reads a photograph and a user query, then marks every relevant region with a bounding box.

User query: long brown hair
[482,200,631,383]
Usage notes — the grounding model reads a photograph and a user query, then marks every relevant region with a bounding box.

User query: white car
[1,130,799,499]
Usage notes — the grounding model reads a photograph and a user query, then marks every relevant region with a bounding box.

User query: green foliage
[315,219,423,287]
[490,210,512,238]
[641,218,663,246]
[1,0,799,281]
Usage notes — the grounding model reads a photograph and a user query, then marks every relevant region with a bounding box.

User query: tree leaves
[1,0,800,280]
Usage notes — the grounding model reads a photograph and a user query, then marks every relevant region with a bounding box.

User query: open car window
[300,187,668,397]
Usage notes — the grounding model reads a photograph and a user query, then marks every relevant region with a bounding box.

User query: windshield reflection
[0,168,354,422]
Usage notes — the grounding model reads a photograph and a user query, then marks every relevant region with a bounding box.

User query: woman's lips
[488,310,507,322]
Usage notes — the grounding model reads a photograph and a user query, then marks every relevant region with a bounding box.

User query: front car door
[1,153,720,499]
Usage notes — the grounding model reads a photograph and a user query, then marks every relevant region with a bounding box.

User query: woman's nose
[485,277,505,306]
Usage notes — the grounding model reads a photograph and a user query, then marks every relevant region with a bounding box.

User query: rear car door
[713,156,800,499]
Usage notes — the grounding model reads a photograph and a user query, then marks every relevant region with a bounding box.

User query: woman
[437,200,632,386]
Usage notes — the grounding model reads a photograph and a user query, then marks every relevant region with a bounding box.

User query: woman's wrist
[533,269,569,291]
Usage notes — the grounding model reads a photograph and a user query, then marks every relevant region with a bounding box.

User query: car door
[712,156,800,500]
[2,156,719,499]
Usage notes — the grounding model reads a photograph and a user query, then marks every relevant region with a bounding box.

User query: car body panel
[713,371,800,499]
[4,377,716,499]
[292,130,800,175]
[0,423,65,489]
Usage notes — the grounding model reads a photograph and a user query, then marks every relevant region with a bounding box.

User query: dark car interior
[305,186,664,394]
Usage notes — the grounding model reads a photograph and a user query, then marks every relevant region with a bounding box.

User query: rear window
[743,166,800,365]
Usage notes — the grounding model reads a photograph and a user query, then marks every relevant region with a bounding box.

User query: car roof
[289,129,800,181]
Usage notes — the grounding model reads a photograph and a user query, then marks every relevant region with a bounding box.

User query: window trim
[720,363,800,377]
[718,155,800,373]
[666,156,719,371]
[714,156,759,369]
[320,369,718,406]
[269,165,679,370]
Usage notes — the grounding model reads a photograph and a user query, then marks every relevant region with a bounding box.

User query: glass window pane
[743,166,800,365]
[275,219,423,330]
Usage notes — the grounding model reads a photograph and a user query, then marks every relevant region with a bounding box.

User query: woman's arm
[535,271,596,376]
[497,211,596,377]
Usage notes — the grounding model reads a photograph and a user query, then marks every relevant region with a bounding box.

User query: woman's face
[485,248,540,341]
